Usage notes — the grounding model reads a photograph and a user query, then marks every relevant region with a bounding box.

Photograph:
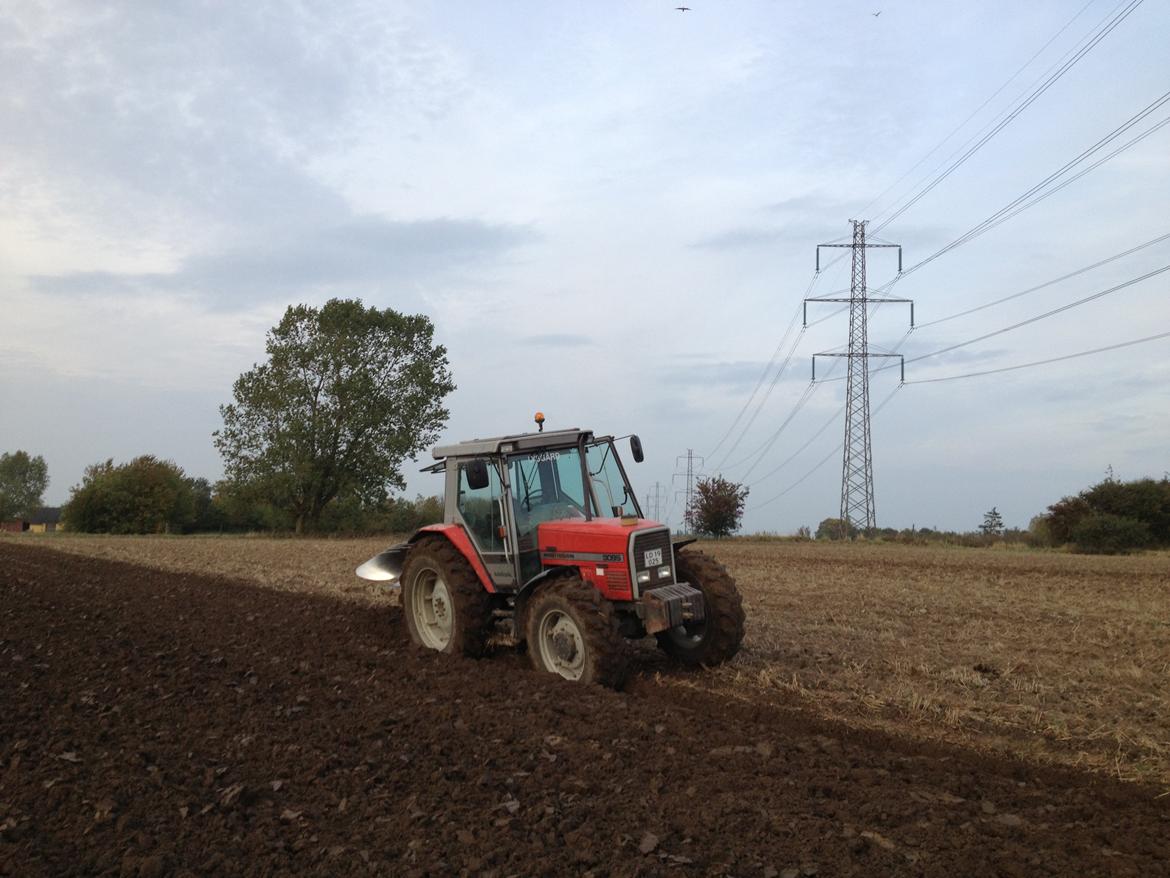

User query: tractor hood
[537,517,660,558]
[536,518,675,600]
[535,519,673,566]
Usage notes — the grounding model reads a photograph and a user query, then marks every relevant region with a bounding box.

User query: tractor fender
[354,524,496,593]
[511,566,577,639]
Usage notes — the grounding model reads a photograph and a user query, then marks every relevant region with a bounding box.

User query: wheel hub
[551,629,578,662]
[538,610,586,681]
[409,566,454,651]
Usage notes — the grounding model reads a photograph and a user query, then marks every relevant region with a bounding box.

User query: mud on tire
[523,574,628,689]
[400,536,494,658]
[656,549,745,666]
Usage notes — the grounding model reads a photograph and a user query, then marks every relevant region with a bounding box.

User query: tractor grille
[606,570,630,595]
[631,528,673,596]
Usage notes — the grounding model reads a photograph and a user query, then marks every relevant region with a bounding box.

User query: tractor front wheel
[400,536,493,657]
[523,575,628,688]
[656,549,745,666]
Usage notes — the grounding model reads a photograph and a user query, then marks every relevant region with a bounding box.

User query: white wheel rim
[537,609,586,681]
[410,566,453,650]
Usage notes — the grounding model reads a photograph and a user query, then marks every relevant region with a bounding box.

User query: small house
[27,507,64,533]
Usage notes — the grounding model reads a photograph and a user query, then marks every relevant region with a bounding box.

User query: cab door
[452,458,518,590]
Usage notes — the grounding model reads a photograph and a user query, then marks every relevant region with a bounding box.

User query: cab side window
[457,460,504,552]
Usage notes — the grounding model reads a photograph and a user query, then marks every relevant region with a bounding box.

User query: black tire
[400,536,493,658]
[656,549,745,666]
[523,574,628,688]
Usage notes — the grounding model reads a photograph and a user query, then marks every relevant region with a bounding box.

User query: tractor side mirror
[465,459,490,490]
[630,435,644,463]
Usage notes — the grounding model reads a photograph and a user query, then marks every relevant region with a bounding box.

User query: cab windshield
[506,439,640,523]
[586,440,640,518]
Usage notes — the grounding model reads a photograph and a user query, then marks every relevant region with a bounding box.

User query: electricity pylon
[804,220,911,535]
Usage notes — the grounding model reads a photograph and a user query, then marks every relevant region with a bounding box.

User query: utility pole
[645,481,667,521]
[805,220,911,536]
[673,450,703,534]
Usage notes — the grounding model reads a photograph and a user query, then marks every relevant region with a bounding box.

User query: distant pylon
[673,450,703,534]
[805,220,911,536]
[645,481,667,521]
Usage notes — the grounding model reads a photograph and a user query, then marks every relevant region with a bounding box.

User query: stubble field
[20,532,1170,788]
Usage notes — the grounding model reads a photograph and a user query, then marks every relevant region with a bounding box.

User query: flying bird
[676,6,691,11]
[872,10,882,16]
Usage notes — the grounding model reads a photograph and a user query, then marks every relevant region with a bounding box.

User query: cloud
[516,333,594,347]
[27,216,536,309]
[661,359,799,391]
[762,194,854,216]
[689,227,793,250]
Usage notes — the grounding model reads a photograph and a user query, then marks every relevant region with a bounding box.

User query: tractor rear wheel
[523,574,628,688]
[656,549,744,666]
[400,536,493,657]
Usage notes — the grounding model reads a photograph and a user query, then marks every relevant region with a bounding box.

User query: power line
[873,0,1145,233]
[705,301,803,460]
[749,384,904,512]
[747,328,1170,513]
[747,400,842,488]
[719,378,825,472]
[899,91,1170,278]
[739,381,820,480]
[917,231,1170,329]
[899,263,1170,368]
[734,304,891,485]
[860,0,1101,221]
[905,329,1170,384]
[708,256,854,471]
[708,319,807,471]
[820,262,1170,384]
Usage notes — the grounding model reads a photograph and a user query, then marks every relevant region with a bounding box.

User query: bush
[63,456,196,534]
[315,493,443,534]
[1035,475,1170,550]
[815,517,856,540]
[1027,515,1052,547]
[1070,512,1150,555]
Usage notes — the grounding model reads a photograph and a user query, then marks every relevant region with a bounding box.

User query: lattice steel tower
[840,221,877,530]
[805,220,911,535]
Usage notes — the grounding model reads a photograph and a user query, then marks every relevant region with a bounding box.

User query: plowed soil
[2,544,1167,877]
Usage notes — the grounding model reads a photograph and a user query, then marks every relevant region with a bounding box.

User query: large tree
[0,450,49,520]
[687,476,749,538]
[214,299,455,533]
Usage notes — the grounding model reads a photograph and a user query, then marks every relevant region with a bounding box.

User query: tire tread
[402,535,494,657]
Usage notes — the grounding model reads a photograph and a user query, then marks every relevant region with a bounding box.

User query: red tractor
[356,423,745,686]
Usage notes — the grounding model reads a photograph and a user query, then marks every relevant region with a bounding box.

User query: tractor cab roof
[431,428,598,461]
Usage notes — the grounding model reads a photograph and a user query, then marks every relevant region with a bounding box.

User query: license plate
[643,547,663,567]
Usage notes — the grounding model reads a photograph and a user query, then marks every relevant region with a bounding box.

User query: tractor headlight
[658,565,672,579]
[637,571,651,584]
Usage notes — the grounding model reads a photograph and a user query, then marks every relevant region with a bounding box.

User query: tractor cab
[434,428,647,591]
[356,422,745,686]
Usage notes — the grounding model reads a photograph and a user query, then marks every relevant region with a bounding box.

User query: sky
[2,0,1168,534]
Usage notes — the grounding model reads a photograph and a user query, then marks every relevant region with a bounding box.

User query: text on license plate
[643,548,663,567]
